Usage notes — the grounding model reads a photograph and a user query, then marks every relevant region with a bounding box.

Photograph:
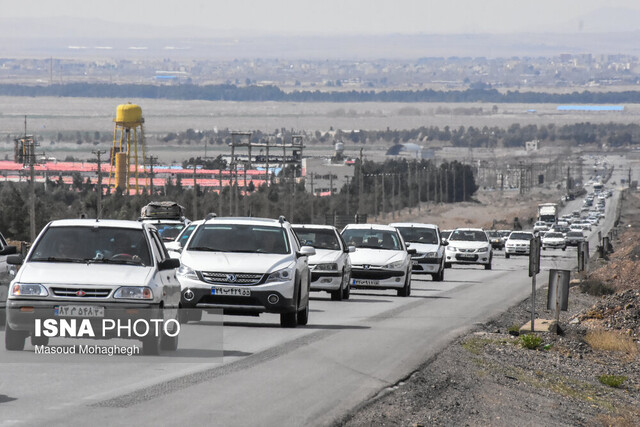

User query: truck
[537,203,558,226]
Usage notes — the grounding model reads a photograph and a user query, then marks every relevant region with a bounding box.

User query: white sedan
[341,224,415,297]
[444,228,493,270]
[505,231,534,258]
[292,224,353,301]
[541,232,567,251]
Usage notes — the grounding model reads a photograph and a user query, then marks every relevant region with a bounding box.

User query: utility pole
[391,173,396,219]
[329,172,334,214]
[374,174,379,219]
[381,174,386,216]
[310,173,315,222]
[192,163,199,220]
[92,150,106,219]
[629,168,632,188]
[358,148,364,214]
[345,176,351,216]
[147,155,157,196]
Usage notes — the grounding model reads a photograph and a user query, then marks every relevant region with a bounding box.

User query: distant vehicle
[440,229,453,241]
[542,232,567,251]
[537,203,558,226]
[444,228,493,270]
[292,224,353,300]
[485,230,505,250]
[342,224,415,296]
[565,231,586,246]
[533,221,550,234]
[505,231,534,258]
[0,231,18,325]
[390,223,447,281]
[498,230,512,243]
[165,220,204,258]
[177,216,315,328]
[4,219,181,354]
[139,201,191,242]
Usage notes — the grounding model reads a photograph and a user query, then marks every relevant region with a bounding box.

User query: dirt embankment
[341,191,640,427]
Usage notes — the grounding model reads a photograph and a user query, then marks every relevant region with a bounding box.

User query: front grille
[351,269,404,280]
[198,295,263,307]
[455,254,479,261]
[51,287,111,298]
[200,272,264,286]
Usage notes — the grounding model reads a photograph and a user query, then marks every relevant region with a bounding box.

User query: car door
[290,228,309,307]
[148,228,181,313]
[337,231,351,282]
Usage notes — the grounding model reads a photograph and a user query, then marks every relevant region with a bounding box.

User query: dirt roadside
[339,191,640,427]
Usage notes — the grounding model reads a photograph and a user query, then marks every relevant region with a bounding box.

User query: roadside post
[547,269,570,334]
[528,236,541,332]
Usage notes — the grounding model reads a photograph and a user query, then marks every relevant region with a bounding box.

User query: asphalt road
[0,156,627,426]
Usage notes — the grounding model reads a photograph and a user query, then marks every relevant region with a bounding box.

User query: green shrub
[598,375,627,388]
[519,334,542,349]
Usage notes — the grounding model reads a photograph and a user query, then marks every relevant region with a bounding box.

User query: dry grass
[594,413,639,427]
[585,330,639,356]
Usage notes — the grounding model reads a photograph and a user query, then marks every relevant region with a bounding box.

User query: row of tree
[0,159,477,242]
[3,82,640,103]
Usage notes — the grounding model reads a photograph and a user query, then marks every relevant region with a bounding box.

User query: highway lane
[0,155,628,426]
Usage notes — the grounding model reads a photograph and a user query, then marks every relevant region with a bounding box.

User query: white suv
[177,216,315,328]
[292,225,353,301]
[444,228,493,270]
[390,222,447,282]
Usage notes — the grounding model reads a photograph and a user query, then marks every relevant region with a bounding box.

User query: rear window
[509,233,533,240]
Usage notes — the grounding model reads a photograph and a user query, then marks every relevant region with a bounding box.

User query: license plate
[54,305,104,318]
[211,287,251,296]
[459,254,475,259]
[352,279,380,286]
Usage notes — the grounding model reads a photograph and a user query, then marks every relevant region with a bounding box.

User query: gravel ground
[338,193,640,427]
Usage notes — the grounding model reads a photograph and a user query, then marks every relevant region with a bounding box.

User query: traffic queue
[1,184,607,353]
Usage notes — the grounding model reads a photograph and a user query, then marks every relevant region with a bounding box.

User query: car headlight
[425,252,438,258]
[447,246,457,252]
[114,286,153,300]
[383,260,405,269]
[177,264,199,280]
[10,283,48,297]
[314,263,338,271]
[265,267,294,283]
[477,247,489,253]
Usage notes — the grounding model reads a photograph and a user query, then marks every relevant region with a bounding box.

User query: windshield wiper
[31,257,84,263]
[357,245,384,249]
[85,258,146,266]
[189,247,221,252]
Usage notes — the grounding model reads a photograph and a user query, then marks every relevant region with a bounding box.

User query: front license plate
[54,305,104,318]
[459,254,475,259]
[211,287,251,296]
[352,279,380,286]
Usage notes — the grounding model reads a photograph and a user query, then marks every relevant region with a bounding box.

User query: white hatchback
[341,224,414,297]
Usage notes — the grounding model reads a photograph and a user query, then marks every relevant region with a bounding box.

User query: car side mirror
[441,239,449,246]
[348,245,356,253]
[407,248,417,255]
[7,254,24,265]
[159,258,180,271]
[298,246,316,257]
[0,245,17,256]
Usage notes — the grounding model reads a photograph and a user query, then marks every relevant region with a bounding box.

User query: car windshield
[396,227,439,244]
[188,224,290,254]
[545,233,563,238]
[293,228,341,250]
[440,231,451,239]
[449,230,488,242]
[567,232,583,237]
[486,231,499,238]
[29,226,151,266]
[509,233,533,240]
[176,223,199,247]
[154,223,185,242]
[341,229,403,250]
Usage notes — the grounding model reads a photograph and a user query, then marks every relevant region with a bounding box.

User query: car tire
[397,271,411,297]
[297,300,309,326]
[188,309,203,323]
[485,256,493,270]
[444,262,452,269]
[433,267,445,281]
[342,275,351,300]
[30,335,49,347]
[331,275,344,301]
[280,311,298,328]
[142,335,162,355]
[161,317,179,352]
[505,253,510,259]
[562,247,566,251]
[0,308,5,327]
[5,323,27,351]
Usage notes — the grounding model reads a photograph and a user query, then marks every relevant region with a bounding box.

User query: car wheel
[444,262,452,268]
[5,323,27,351]
[433,267,445,282]
[297,300,309,326]
[397,271,411,297]
[331,273,344,301]
[280,311,298,328]
[30,335,49,347]
[485,256,493,270]
[161,317,179,352]
[342,276,351,300]
[562,247,566,251]
[189,309,203,322]
[142,335,162,355]
[505,253,510,259]
[0,308,5,327]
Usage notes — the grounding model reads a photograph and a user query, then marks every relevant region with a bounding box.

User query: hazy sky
[4,0,640,35]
